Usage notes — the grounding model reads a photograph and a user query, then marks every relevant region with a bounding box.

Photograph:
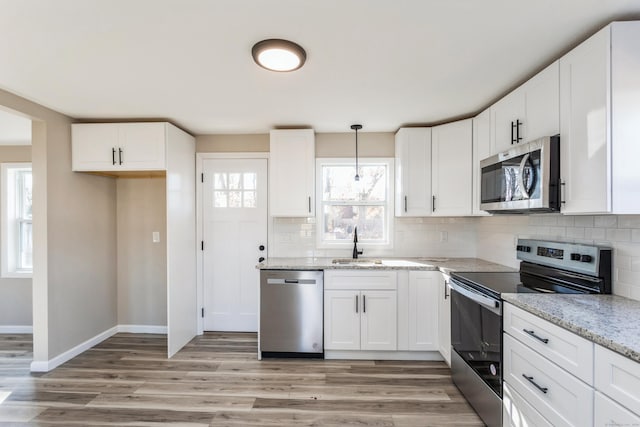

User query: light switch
[152,231,160,243]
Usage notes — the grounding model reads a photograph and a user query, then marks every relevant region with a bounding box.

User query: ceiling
[0,109,31,145]
[1,0,640,135]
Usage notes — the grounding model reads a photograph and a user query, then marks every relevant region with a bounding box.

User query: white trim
[0,325,33,333]
[196,152,270,335]
[30,326,118,372]
[117,324,167,334]
[324,350,443,361]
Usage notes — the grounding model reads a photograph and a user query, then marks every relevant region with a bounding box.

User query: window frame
[1,162,33,278]
[315,157,394,250]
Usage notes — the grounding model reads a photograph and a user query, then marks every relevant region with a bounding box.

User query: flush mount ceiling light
[252,39,306,72]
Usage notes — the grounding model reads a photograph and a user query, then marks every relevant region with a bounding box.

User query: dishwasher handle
[266,278,318,285]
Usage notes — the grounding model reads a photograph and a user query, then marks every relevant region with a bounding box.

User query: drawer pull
[522,374,548,394]
[523,329,549,344]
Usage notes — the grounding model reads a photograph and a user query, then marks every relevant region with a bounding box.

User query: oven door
[450,279,502,397]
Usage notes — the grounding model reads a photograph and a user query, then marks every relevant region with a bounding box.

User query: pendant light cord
[351,124,362,181]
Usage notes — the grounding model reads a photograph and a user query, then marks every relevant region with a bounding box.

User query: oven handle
[450,280,501,315]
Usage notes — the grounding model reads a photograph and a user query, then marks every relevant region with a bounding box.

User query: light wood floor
[0,333,483,426]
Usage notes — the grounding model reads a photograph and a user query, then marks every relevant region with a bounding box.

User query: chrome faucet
[352,226,363,259]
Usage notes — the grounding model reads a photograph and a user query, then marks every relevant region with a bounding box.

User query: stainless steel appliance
[450,239,612,427]
[260,270,324,357]
[480,135,560,213]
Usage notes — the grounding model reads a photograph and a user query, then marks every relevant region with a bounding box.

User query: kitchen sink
[332,258,382,267]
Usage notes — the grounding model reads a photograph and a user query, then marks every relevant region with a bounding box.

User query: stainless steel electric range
[449,239,612,427]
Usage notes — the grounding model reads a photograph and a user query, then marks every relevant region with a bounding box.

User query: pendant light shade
[351,124,362,181]
[252,39,307,72]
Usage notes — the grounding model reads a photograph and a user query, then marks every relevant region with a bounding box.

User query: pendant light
[351,124,362,181]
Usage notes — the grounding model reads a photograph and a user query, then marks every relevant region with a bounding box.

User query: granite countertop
[502,294,640,363]
[257,257,516,274]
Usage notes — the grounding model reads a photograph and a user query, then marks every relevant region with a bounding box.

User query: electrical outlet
[152,231,160,243]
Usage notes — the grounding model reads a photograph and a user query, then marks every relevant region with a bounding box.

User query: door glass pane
[229,191,242,207]
[244,173,256,190]
[228,173,241,190]
[214,191,227,207]
[243,191,256,208]
[214,173,227,190]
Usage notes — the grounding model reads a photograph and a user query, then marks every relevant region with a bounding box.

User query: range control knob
[580,255,593,263]
[570,253,581,261]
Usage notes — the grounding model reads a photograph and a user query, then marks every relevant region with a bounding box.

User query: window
[213,172,257,208]
[1,163,32,277]
[316,158,393,247]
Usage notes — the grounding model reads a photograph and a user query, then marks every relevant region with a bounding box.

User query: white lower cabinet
[504,302,640,427]
[324,270,397,351]
[595,391,640,427]
[503,333,593,427]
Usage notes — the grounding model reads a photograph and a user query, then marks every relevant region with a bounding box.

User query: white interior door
[202,158,267,332]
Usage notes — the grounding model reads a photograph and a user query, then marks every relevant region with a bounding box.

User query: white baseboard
[324,350,444,361]
[117,324,167,334]
[0,325,33,334]
[30,326,118,372]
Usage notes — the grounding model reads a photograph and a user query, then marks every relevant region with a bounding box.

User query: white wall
[0,146,32,329]
[476,214,640,300]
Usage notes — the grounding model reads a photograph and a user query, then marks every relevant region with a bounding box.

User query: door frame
[196,152,270,335]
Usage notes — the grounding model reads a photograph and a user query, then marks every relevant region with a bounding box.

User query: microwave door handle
[518,153,531,199]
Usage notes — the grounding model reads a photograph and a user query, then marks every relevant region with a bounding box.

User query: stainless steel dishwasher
[259,269,324,358]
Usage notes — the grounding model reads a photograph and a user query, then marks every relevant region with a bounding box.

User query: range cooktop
[450,271,523,299]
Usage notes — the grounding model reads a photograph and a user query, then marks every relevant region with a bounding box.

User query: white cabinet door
[437,275,451,364]
[491,87,525,155]
[559,26,611,214]
[395,128,432,216]
[595,344,640,416]
[72,122,167,172]
[431,119,472,216]
[118,123,167,170]
[72,123,120,171]
[524,61,559,142]
[361,290,397,351]
[594,391,640,427]
[269,129,315,217]
[324,290,360,350]
[407,271,439,352]
[472,109,491,216]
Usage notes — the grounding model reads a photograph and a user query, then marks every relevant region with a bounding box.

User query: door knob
[259,245,265,251]
[258,257,265,263]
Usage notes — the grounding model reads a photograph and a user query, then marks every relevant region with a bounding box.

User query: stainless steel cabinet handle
[404,196,407,212]
[363,294,366,313]
[523,329,549,344]
[432,195,436,212]
[444,280,449,300]
[522,374,548,394]
[355,295,358,313]
[112,148,116,165]
[308,196,311,213]
[118,147,123,165]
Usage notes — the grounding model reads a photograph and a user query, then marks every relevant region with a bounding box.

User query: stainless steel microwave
[480,135,560,214]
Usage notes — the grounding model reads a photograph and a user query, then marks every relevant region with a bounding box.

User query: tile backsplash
[270,213,640,301]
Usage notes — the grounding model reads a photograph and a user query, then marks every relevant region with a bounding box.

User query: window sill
[1,272,33,279]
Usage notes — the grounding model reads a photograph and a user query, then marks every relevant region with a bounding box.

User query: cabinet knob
[258,257,265,263]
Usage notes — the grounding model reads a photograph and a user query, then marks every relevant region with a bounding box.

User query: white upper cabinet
[560,22,640,214]
[491,61,559,155]
[431,119,473,216]
[72,122,167,172]
[395,128,432,216]
[269,129,315,217]
[472,108,491,216]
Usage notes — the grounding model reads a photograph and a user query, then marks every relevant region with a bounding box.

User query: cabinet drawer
[504,303,594,384]
[595,344,640,416]
[504,334,593,427]
[503,381,553,427]
[324,270,397,290]
[595,391,640,426]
